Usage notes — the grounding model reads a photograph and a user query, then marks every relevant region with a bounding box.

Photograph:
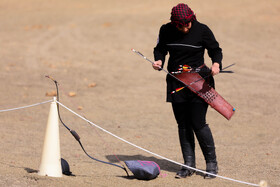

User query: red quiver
[174,72,235,120]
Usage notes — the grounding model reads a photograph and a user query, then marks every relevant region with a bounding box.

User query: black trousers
[172,102,208,131]
[172,102,217,164]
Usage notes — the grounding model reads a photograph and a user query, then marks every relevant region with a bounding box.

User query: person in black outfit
[153,3,222,179]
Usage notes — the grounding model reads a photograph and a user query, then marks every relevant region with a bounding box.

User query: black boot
[175,128,196,179]
[175,156,196,178]
[204,162,218,179]
[195,125,218,179]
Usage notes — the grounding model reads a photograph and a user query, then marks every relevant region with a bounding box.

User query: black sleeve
[202,25,223,69]
[153,25,168,69]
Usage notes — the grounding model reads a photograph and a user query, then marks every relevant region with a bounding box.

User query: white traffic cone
[38,97,62,177]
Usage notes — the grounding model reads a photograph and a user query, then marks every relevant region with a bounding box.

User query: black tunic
[154,20,223,103]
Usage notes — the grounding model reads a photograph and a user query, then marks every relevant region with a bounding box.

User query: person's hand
[152,60,162,70]
[211,62,220,76]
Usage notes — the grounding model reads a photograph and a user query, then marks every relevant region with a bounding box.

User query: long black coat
[154,20,223,103]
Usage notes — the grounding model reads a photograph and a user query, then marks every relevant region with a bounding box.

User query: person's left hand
[211,62,220,76]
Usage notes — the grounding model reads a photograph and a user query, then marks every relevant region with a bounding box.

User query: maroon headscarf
[170,3,196,27]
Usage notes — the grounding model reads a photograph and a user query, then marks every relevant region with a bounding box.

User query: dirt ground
[0,0,280,186]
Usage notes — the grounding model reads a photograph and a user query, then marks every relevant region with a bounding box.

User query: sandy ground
[0,0,280,186]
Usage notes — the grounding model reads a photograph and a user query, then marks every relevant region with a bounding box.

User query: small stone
[68,92,76,97]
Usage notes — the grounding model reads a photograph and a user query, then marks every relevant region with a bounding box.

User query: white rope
[56,101,260,187]
[0,100,53,113]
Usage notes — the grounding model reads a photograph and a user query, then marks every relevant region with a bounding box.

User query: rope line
[0,100,52,113]
[0,99,261,186]
[56,101,260,187]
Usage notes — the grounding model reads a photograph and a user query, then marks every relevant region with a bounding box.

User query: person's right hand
[152,60,162,70]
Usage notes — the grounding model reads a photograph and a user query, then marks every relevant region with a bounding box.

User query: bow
[131,49,234,94]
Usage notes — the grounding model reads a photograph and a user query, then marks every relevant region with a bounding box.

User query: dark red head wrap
[170,3,196,27]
